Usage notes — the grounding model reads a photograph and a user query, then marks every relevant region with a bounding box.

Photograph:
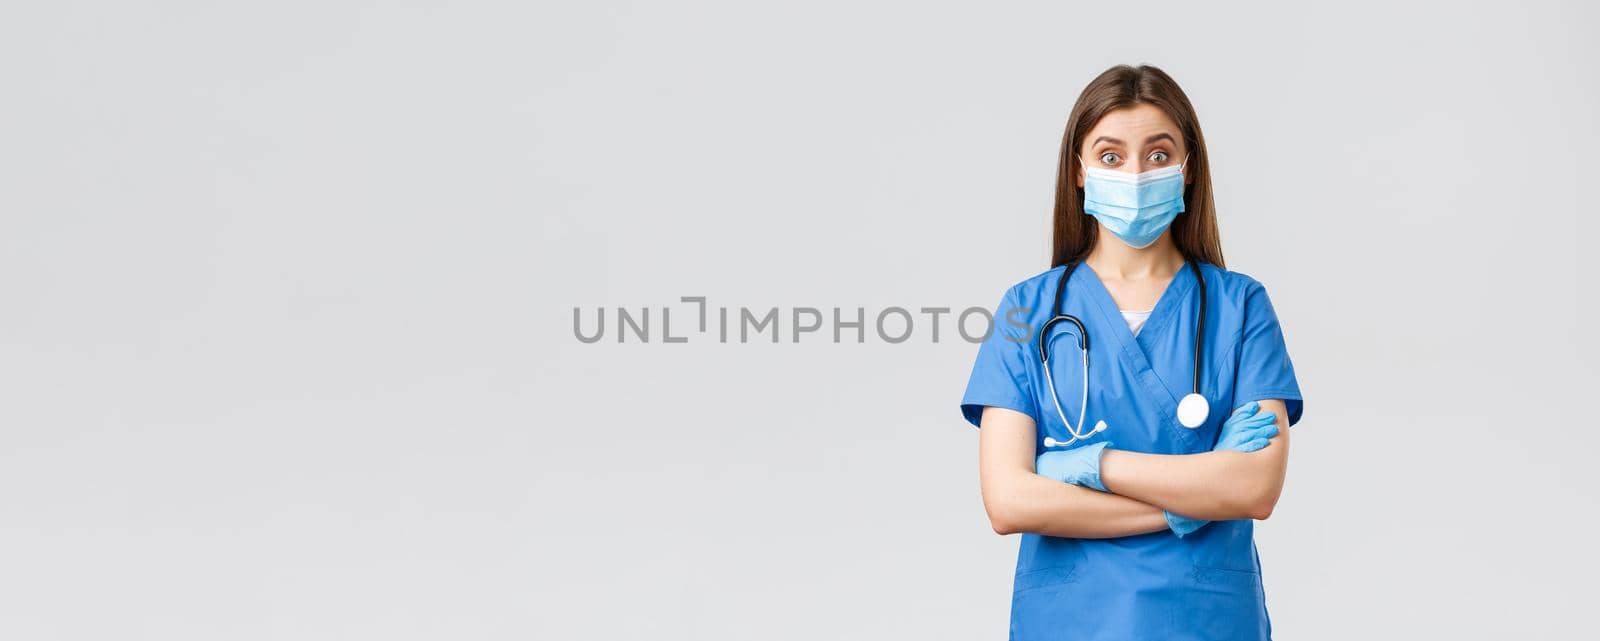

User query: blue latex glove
[1213,400,1280,453]
[1166,401,1281,537]
[1035,440,1114,492]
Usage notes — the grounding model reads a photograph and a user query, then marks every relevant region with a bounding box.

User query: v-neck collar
[1073,259,1205,451]
[1076,260,1196,353]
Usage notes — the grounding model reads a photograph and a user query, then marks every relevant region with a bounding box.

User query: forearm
[1099,448,1284,520]
[985,469,1170,538]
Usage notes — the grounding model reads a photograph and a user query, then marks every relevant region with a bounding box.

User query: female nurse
[960,64,1306,640]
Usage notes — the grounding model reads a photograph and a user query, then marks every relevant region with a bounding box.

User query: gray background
[3,1,1596,638]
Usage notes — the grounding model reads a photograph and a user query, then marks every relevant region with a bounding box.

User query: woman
[960,64,1305,640]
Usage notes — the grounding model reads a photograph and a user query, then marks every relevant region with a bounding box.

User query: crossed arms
[977,399,1290,538]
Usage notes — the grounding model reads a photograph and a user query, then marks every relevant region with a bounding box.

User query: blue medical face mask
[1079,154,1190,249]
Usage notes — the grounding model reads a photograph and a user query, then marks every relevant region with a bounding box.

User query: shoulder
[980,266,1070,332]
[1197,262,1273,307]
[985,265,1075,306]
[1001,265,1069,299]
[1199,263,1288,342]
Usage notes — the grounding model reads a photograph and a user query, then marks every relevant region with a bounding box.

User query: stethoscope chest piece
[1177,392,1209,429]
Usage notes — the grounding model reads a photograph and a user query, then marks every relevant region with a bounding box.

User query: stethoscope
[1037,259,1210,448]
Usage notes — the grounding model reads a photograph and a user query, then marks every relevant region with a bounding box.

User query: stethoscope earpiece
[1042,420,1106,448]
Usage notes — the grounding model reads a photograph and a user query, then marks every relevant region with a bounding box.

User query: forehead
[1083,103,1181,147]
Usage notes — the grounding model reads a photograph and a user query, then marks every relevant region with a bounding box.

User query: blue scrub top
[960,261,1304,641]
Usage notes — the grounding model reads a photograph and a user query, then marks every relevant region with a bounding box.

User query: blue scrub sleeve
[960,286,1040,428]
[1231,281,1305,427]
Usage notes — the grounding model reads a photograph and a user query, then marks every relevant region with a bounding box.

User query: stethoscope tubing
[1037,259,1208,443]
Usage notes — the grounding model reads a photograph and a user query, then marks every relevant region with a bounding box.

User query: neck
[1084,231,1186,280]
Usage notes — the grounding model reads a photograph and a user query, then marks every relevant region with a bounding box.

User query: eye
[1098,152,1121,166]
[1149,150,1169,164]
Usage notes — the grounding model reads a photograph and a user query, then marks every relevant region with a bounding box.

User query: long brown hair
[1051,65,1225,269]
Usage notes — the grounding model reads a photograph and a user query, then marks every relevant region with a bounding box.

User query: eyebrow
[1092,133,1176,147]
